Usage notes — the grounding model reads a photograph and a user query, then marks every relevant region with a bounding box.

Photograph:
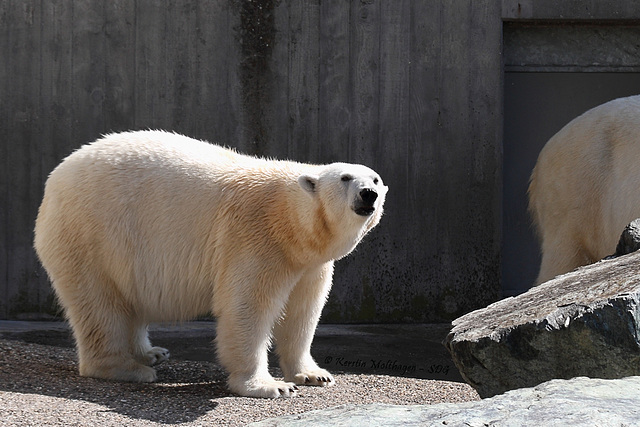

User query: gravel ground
[0,339,479,426]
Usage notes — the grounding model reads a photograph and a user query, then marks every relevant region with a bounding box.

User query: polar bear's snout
[360,188,378,205]
[355,188,378,216]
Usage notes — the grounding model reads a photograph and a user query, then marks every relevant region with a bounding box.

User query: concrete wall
[1,0,638,321]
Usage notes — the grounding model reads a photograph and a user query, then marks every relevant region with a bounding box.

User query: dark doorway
[502,72,640,296]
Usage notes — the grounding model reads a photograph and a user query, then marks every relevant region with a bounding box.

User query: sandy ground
[0,337,479,426]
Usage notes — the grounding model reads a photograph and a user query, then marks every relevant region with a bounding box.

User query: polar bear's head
[297,163,388,236]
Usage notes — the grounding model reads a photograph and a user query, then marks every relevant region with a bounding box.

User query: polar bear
[529,95,640,285]
[34,130,387,398]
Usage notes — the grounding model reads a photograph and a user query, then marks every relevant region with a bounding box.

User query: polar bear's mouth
[355,206,375,216]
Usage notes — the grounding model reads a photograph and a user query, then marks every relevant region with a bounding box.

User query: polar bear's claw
[229,375,299,398]
[292,370,334,387]
[279,385,299,396]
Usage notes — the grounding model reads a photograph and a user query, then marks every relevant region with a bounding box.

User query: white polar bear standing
[529,95,640,285]
[34,130,387,398]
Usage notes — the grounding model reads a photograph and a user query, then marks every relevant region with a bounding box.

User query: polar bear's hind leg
[55,276,158,383]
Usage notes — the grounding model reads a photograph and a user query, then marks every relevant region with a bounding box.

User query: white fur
[529,95,640,285]
[34,130,387,398]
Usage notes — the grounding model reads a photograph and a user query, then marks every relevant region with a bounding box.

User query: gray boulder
[614,218,640,257]
[444,250,640,398]
[249,376,640,426]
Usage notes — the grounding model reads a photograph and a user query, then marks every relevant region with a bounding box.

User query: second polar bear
[34,130,387,398]
[529,95,640,285]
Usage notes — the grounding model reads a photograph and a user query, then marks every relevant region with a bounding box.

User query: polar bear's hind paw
[147,347,170,366]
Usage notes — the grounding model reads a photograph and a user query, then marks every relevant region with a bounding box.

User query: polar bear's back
[58,130,245,180]
[41,131,249,242]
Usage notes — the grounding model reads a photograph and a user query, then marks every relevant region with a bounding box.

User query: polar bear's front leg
[217,313,299,397]
[215,279,299,398]
[274,262,336,387]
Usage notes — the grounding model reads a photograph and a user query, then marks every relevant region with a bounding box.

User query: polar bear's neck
[215,161,368,267]
[269,181,367,266]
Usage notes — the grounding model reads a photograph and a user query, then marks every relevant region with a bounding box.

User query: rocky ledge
[445,250,640,398]
[250,376,640,426]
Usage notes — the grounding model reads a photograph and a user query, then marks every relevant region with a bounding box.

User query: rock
[444,250,640,398]
[614,218,640,257]
[248,376,640,426]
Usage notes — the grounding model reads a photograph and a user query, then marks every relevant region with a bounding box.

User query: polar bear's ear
[298,174,319,194]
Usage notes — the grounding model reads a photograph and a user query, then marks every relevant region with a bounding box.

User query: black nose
[360,188,378,205]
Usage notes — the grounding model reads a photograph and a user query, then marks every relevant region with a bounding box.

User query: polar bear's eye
[373,178,379,185]
[341,175,352,182]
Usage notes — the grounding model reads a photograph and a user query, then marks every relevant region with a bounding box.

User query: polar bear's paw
[117,364,158,383]
[229,375,299,398]
[80,359,158,383]
[146,347,170,366]
[136,346,170,366]
[291,369,335,387]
